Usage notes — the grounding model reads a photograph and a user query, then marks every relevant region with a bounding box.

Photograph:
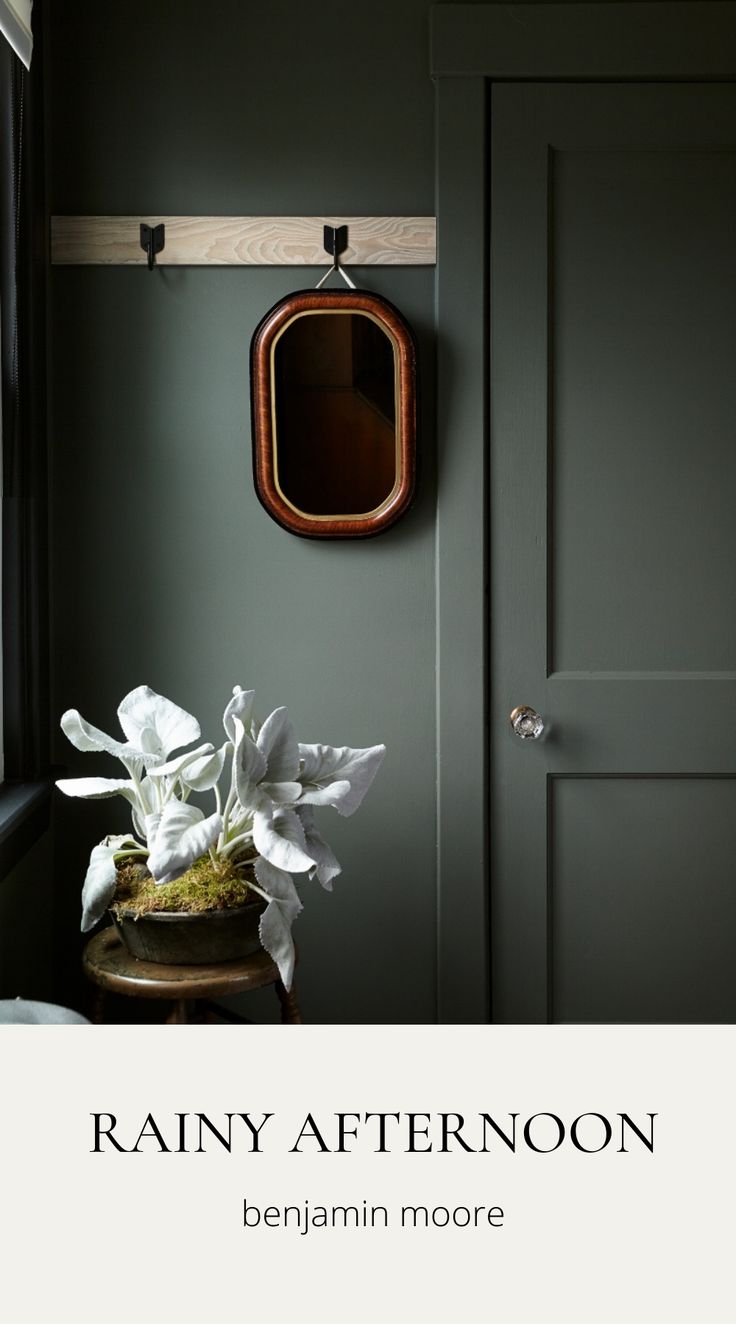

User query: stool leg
[91,987,106,1025]
[166,998,194,1024]
[275,980,303,1024]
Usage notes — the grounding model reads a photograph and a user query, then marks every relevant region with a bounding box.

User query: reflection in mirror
[274,312,396,516]
[251,290,417,538]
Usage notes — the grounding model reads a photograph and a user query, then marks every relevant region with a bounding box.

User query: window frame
[0,9,51,877]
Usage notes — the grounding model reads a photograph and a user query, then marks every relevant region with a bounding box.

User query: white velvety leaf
[60,709,138,762]
[81,843,118,932]
[259,902,299,990]
[265,781,302,805]
[131,804,147,842]
[181,744,229,792]
[254,857,302,990]
[296,779,351,810]
[258,707,300,783]
[223,687,256,742]
[116,685,201,759]
[138,777,158,812]
[119,751,149,780]
[253,806,316,874]
[254,856,303,909]
[56,776,137,802]
[146,800,222,885]
[143,810,162,848]
[146,742,214,779]
[298,743,386,816]
[233,717,267,810]
[131,777,157,840]
[81,834,142,932]
[296,805,342,890]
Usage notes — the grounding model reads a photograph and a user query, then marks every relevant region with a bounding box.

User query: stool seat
[83,927,302,1023]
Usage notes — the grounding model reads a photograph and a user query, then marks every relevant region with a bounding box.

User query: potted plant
[56,685,385,990]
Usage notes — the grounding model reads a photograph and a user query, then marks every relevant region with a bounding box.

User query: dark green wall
[46,0,441,1022]
[43,0,662,1021]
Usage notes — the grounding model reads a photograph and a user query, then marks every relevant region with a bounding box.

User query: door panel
[490,85,736,1021]
[552,777,736,1022]
[552,147,736,673]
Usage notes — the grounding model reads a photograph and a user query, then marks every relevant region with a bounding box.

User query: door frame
[431,1,736,1022]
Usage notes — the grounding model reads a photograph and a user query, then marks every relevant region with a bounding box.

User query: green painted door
[491,84,736,1022]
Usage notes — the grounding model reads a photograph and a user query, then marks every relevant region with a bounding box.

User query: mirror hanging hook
[140,222,165,271]
[316,224,357,290]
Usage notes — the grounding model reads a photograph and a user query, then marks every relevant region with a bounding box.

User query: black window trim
[0,7,51,879]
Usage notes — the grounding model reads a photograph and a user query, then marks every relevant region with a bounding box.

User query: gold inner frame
[268,308,403,522]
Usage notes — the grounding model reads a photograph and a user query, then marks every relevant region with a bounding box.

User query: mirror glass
[273,311,398,517]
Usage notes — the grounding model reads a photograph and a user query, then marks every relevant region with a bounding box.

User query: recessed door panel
[552,777,736,1022]
[551,148,736,673]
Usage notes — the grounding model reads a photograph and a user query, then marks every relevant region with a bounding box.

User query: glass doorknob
[509,705,545,740]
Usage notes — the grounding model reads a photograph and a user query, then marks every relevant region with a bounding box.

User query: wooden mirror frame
[250,288,417,538]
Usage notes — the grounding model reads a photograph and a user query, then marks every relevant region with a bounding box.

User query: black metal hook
[323,224,348,261]
[317,224,356,289]
[140,222,165,270]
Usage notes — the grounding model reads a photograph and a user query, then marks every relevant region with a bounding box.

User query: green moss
[112,854,258,916]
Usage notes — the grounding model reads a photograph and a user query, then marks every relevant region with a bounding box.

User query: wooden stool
[83,927,303,1025]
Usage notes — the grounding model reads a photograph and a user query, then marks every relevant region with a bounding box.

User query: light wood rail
[51,215,437,266]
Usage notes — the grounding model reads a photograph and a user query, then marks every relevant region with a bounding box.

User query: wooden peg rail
[50,215,437,266]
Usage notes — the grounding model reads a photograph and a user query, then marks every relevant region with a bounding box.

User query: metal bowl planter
[111,897,266,966]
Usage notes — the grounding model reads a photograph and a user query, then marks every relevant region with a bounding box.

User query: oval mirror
[251,289,417,537]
